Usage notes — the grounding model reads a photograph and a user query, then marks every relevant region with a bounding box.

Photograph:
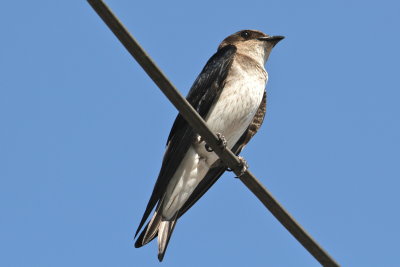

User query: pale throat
[236,42,267,67]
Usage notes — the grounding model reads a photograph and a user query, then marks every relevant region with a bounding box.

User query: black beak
[258,35,285,45]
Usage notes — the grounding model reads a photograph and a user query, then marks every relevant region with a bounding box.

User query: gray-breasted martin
[135,29,284,261]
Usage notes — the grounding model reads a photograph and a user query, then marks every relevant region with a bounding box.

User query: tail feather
[143,211,162,245]
[134,223,152,248]
[157,213,178,262]
[134,209,179,262]
[135,211,162,248]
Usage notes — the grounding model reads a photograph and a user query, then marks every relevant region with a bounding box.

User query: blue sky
[1,0,399,266]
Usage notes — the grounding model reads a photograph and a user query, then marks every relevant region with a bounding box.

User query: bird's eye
[241,31,250,39]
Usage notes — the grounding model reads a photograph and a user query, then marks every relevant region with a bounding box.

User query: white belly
[204,68,266,150]
[161,63,267,219]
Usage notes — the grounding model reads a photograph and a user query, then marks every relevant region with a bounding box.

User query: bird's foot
[226,156,249,178]
[205,133,227,152]
[216,133,228,149]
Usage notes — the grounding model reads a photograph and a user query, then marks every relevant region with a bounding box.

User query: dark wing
[178,90,267,218]
[135,45,237,237]
[231,90,267,155]
[136,86,267,247]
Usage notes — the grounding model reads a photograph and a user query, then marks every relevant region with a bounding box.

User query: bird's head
[218,30,284,65]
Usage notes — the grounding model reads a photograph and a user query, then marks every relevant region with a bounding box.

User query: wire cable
[87,1,340,265]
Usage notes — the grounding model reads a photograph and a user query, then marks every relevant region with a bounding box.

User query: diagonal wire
[87,0,340,266]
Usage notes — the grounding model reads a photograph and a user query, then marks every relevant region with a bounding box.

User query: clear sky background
[1,0,399,266]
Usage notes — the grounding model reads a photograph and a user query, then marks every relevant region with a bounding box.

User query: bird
[134,29,284,261]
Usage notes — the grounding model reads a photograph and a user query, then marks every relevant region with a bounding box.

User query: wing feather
[135,45,237,237]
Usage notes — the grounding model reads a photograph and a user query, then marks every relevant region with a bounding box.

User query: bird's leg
[226,156,249,178]
[205,133,227,152]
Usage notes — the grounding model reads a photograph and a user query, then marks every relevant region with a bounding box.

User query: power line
[87,1,340,266]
